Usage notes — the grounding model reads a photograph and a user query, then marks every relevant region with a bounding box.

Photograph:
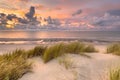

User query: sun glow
[6,18,18,28]
[0,8,26,18]
[40,20,48,26]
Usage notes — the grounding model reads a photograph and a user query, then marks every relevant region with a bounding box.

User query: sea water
[0,30,120,54]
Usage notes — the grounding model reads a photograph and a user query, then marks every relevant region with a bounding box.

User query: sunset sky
[0,0,120,30]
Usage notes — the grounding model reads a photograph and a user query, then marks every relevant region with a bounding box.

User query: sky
[0,0,120,30]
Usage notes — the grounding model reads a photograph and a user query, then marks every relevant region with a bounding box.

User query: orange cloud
[0,8,26,17]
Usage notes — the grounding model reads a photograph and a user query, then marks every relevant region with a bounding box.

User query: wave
[0,38,120,45]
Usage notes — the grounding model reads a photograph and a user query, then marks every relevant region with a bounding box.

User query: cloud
[44,16,61,26]
[72,9,82,16]
[0,0,29,10]
[107,9,120,16]
[0,2,18,10]
[91,12,120,30]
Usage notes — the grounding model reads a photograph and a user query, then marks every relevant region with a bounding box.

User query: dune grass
[65,42,96,54]
[0,50,31,80]
[0,42,96,79]
[43,43,65,63]
[43,42,96,63]
[106,43,120,79]
[0,45,46,80]
[58,55,74,69]
[107,43,120,55]
[26,46,46,58]
[109,67,120,80]
[85,45,97,53]
[65,42,86,54]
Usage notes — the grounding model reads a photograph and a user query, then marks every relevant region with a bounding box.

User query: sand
[19,44,120,80]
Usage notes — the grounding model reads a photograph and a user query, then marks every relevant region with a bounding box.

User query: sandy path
[19,45,120,80]
[19,57,75,80]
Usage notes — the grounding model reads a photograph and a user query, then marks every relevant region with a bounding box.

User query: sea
[0,30,120,54]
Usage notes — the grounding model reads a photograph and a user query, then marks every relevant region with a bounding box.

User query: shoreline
[0,38,119,45]
[0,40,106,55]
[0,39,114,55]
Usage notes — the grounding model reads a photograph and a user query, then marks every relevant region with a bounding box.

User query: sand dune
[19,45,120,80]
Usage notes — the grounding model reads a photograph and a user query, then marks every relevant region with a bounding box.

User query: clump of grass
[43,43,65,63]
[109,67,120,80]
[65,42,96,54]
[0,51,32,80]
[107,43,120,55]
[43,42,96,63]
[0,45,46,80]
[85,45,97,53]
[58,55,74,69]
[1,46,46,60]
[1,49,26,60]
[26,46,46,58]
[0,43,96,79]
[65,42,86,54]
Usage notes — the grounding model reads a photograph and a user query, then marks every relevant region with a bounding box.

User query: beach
[0,41,120,80]
[0,0,120,79]
[0,31,120,80]
[18,43,120,80]
[0,40,108,54]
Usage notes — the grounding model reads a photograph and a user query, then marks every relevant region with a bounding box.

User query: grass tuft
[85,45,97,53]
[109,67,120,80]
[58,55,74,69]
[43,42,96,63]
[0,52,32,80]
[26,46,46,58]
[65,42,96,54]
[0,49,26,60]
[0,42,96,79]
[43,43,65,63]
[107,43,120,55]
[0,45,46,80]
[65,42,86,54]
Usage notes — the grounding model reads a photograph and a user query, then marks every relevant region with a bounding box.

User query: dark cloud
[6,14,17,20]
[91,13,120,30]
[107,9,120,16]
[45,16,61,26]
[72,9,82,16]
[25,6,35,20]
